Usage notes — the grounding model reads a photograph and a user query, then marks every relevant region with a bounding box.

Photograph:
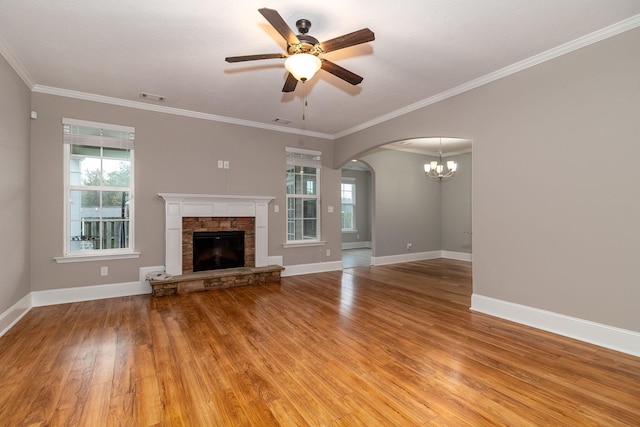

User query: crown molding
[31,85,334,140]
[10,14,640,141]
[0,36,34,89]
[334,14,640,139]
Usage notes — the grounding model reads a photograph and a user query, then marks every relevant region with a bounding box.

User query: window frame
[57,118,139,263]
[285,147,322,245]
[341,177,357,232]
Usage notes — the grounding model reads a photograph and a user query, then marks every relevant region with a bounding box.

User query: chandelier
[424,139,458,181]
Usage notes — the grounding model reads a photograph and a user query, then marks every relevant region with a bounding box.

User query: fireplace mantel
[158,193,274,276]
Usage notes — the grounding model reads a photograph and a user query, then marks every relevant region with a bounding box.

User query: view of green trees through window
[69,145,132,252]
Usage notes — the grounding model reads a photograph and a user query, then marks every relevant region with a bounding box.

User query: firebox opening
[193,231,245,272]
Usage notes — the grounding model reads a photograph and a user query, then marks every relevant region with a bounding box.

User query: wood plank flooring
[1,259,639,426]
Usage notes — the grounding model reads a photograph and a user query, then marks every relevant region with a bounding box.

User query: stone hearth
[150,265,284,297]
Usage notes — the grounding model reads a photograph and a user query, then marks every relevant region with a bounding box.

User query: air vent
[140,92,166,102]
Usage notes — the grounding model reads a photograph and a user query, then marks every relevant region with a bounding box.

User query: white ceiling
[2,1,640,143]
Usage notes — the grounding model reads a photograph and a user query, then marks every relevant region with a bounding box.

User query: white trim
[55,251,141,263]
[372,250,441,266]
[0,36,34,88]
[342,241,372,250]
[283,240,326,248]
[62,117,135,133]
[333,14,640,139]
[441,251,472,262]
[33,85,334,140]
[32,280,151,307]
[157,193,274,275]
[0,294,32,337]
[372,250,472,265]
[7,15,638,140]
[471,294,640,357]
[281,261,343,277]
[285,146,322,157]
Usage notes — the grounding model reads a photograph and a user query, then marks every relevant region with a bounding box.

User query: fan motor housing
[288,34,321,55]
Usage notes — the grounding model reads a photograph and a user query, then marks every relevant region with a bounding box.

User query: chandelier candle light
[424,139,458,181]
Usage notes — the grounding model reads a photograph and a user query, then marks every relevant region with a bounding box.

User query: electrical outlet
[328,206,334,213]
[326,249,331,257]
[274,205,279,213]
[100,266,108,276]
[406,243,412,251]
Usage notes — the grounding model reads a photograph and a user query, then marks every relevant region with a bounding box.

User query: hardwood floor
[1,259,639,426]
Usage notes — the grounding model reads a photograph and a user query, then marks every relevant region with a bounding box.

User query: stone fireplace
[158,193,274,276]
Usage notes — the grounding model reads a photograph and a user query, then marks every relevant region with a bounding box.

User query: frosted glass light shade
[285,53,322,82]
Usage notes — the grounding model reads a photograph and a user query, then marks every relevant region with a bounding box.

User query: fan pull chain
[302,82,307,121]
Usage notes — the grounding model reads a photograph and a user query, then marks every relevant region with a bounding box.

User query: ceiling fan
[225,8,375,92]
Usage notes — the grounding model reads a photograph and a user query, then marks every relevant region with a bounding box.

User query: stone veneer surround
[182,217,255,273]
[158,194,274,276]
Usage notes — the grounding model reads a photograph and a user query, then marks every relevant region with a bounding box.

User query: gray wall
[358,149,472,257]
[361,149,441,257]
[341,168,371,245]
[0,55,31,312]
[29,93,342,291]
[441,152,472,253]
[335,28,640,332]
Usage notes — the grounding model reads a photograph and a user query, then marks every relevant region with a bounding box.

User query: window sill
[283,241,327,249]
[342,229,358,233]
[54,251,141,263]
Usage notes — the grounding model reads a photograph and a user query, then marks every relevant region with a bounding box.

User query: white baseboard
[281,261,343,277]
[442,251,472,262]
[32,280,151,307]
[372,250,441,266]
[372,250,472,266]
[0,293,32,337]
[342,241,372,250]
[471,294,640,357]
[29,265,166,307]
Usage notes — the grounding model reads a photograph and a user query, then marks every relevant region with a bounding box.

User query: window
[286,147,321,242]
[62,118,135,258]
[341,178,356,231]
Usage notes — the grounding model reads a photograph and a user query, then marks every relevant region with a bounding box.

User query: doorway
[341,160,373,268]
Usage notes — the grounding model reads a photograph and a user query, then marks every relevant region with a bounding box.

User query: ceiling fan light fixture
[285,53,321,82]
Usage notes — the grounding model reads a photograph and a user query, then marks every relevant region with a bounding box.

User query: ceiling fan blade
[321,60,364,85]
[225,53,286,63]
[258,8,300,46]
[282,73,298,92]
[319,28,375,53]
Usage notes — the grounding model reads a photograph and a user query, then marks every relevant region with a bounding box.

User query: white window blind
[286,147,321,167]
[63,118,135,149]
